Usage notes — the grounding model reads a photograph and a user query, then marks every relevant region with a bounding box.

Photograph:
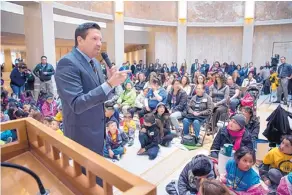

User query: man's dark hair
[191,155,212,177]
[144,113,156,125]
[75,22,101,46]
[106,120,117,127]
[151,77,161,86]
[41,56,47,60]
[18,62,27,69]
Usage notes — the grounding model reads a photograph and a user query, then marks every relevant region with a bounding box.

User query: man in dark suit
[55,23,129,155]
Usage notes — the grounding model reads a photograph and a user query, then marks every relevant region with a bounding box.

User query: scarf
[227,125,245,151]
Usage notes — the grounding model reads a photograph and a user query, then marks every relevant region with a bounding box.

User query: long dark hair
[234,147,256,164]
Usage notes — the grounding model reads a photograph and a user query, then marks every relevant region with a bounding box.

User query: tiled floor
[110,95,291,195]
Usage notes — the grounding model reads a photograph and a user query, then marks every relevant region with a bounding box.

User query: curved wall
[124,1,177,22]
[255,1,292,21]
[187,1,244,23]
[59,1,113,15]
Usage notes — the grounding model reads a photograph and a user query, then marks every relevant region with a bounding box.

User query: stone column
[241,1,255,65]
[241,19,254,65]
[4,49,12,72]
[23,2,56,97]
[177,20,187,70]
[106,2,124,68]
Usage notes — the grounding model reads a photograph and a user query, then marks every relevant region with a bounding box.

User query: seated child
[50,119,63,135]
[0,108,9,122]
[277,172,292,195]
[165,154,215,195]
[105,103,120,128]
[123,111,136,146]
[104,121,128,160]
[199,179,231,195]
[137,113,160,160]
[221,147,267,194]
[23,103,31,114]
[154,103,174,147]
[43,116,53,127]
[116,81,136,113]
[259,135,292,192]
[129,87,149,116]
[0,109,16,143]
[41,94,57,117]
[54,104,63,122]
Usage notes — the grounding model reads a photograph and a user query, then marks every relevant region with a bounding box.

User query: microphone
[1,162,50,195]
[101,52,113,69]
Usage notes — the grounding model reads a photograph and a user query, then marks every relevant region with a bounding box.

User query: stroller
[240,83,263,114]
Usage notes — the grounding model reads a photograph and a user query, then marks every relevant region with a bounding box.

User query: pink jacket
[277,176,292,195]
[42,101,58,117]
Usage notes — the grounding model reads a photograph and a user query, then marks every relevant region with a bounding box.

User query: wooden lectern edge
[0,118,156,194]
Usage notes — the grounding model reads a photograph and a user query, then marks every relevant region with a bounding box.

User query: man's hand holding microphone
[101,52,131,87]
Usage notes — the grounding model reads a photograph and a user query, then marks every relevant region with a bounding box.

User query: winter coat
[209,83,229,107]
[134,81,146,91]
[41,101,58,117]
[33,63,55,82]
[263,105,292,144]
[142,123,160,150]
[105,129,128,150]
[178,156,215,195]
[171,66,178,73]
[154,103,171,137]
[117,88,136,107]
[166,89,188,112]
[10,68,26,87]
[135,92,146,109]
[210,127,253,158]
[183,93,213,120]
[245,117,260,142]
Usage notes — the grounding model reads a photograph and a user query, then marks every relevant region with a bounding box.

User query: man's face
[280,57,286,64]
[78,28,102,58]
[41,58,47,64]
[195,59,198,63]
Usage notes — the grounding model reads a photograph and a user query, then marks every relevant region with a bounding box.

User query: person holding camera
[9,62,27,98]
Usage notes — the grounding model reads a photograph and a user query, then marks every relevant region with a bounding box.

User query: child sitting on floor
[123,111,136,146]
[104,121,128,160]
[42,94,57,117]
[259,135,292,193]
[137,113,160,160]
[221,146,267,194]
[277,172,292,195]
[154,103,174,147]
[50,119,63,135]
[43,116,53,127]
[199,179,231,195]
[165,154,215,195]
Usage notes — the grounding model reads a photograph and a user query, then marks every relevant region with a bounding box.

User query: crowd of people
[1,56,292,195]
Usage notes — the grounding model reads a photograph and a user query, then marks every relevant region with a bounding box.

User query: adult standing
[33,56,55,98]
[10,62,27,98]
[274,56,292,105]
[55,23,129,155]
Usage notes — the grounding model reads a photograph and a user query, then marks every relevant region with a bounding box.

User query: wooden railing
[1,118,156,195]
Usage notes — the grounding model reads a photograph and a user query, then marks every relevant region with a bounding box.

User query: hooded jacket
[177,156,215,195]
[210,127,253,158]
[117,81,136,107]
[154,102,171,137]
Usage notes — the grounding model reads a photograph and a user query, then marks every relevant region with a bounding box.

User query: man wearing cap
[210,114,254,158]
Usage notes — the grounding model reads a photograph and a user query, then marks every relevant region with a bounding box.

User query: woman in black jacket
[134,72,146,92]
[210,114,253,158]
[167,79,188,133]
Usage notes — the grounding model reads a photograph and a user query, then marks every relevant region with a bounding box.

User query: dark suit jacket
[55,47,108,155]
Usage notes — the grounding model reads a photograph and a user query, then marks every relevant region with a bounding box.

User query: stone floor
[109,94,292,195]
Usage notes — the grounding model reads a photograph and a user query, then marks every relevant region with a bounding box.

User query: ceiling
[1,32,145,52]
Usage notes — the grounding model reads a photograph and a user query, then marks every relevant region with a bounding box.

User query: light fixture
[245,1,255,19]
[115,0,124,14]
[178,0,187,20]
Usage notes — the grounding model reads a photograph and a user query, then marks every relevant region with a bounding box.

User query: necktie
[89,60,97,73]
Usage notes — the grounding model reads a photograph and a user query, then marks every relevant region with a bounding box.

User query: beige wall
[186,27,243,68]
[253,24,292,67]
[124,49,146,65]
[255,1,292,21]
[58,1,113,15]
[187,1,244,23]
[124,1,177,22]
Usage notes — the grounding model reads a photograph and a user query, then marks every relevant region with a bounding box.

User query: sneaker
[6,137,13,143]
[114,154,120,160]
[128,139,134,147]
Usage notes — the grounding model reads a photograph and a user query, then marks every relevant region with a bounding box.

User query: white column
[23,2,56,95]
[177,0,187,70]
[177,21,187,68]
[106,1,124,68]
[241,1,255,65]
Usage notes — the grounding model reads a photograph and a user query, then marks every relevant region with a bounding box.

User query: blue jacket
[147,88,168,110]
[171,66,178,73]
[10,68,26,87]
[105,129,128,150]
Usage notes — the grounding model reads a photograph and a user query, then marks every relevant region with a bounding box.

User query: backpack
[181,135,198,146]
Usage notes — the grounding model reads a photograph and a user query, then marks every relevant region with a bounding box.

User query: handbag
[181,135,198,146]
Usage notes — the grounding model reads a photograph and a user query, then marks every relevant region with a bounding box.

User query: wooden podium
[1,118,156,195]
